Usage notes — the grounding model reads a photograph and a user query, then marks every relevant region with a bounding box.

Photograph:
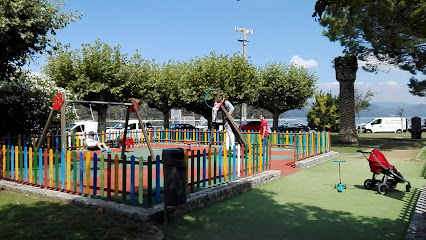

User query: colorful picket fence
[0,143,271,206]
[0,130,330,155]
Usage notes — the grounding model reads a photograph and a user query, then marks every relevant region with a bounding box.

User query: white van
[362,117,407,133]
[66,121,98,133]
[105,120,152,141]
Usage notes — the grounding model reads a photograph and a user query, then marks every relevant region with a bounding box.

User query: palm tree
[335,56,358,144]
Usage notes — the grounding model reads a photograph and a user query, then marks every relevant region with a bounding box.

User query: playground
[163,136,426,240]
[1,93,424,239]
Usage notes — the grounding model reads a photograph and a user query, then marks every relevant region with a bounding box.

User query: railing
[0,143,271,206]
[0,129,329,152]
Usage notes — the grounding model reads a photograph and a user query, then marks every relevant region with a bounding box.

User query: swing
[38,93,155,160]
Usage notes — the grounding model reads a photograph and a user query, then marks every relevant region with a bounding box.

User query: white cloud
[378,81,399,88]
[290,55,318,69]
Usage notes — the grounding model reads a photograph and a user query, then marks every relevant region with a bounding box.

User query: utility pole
[235,26,253,123]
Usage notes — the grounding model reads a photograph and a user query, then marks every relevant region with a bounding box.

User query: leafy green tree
[142,60,187,129]
[43,40,148,132]
[255,62,317,130]
[408,77,426,97]
[314,0,425,74]
[0,71,69,135]
[312,0,425,143]
[183,52,258,126]
[307,91,340,132]
[354,88,374,128]
[0,0,80,80]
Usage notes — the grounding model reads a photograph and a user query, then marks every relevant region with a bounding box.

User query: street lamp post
[235,27,253,123]
[235,27,253,58]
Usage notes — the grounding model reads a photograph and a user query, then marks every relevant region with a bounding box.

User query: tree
[312,0,426,143]
[43,40,148,132]
[142,60,187,129]
[255,62,317,130]
[0,0,80,80]
[0,71,69,135]
[354,88,374,128]
[183,52,258,127]
[307,91,340,132]
[313,0,425,74]
[408,77,426,97]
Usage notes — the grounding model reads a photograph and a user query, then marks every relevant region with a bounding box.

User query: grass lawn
[0,190,159,240]
[162,133,426,240]
[1,133,425,240]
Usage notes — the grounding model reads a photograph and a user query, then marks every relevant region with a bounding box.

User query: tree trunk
[96,105,108,133]
[273,111,280,131]
[163,110,170,129]
[335,56,358,144]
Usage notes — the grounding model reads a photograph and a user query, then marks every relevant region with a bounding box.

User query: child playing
[212,98,224,122]
[86,131,111,153]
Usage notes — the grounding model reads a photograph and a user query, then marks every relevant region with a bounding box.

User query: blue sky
[26,0,424,104]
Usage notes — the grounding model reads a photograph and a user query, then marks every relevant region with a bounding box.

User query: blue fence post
[10,146,14,179]
[60,150,65,189]
[93,152,98,196]
[79,152,84,193]
[24,147,28,182]
[38,148,43,185]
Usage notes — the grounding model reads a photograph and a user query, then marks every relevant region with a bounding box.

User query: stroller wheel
[406,183,411,192]
[364,179,373,190]
[378,183,389,195]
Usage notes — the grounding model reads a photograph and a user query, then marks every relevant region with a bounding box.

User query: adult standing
[259,114,270,144]
[223,98,234,116]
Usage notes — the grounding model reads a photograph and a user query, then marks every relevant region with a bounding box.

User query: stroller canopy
[368,150,393,173]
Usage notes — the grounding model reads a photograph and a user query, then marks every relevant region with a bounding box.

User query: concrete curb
[0,169,281,225]
[406,184,426,240]
[295,151,340,169]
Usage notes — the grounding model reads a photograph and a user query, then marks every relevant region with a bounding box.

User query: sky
[26,0,425,104]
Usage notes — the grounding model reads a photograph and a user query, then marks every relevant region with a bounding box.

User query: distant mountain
[360,102,426,117]
[281,102,426,118]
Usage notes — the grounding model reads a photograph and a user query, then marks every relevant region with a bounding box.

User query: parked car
[240,120,262,131]
[275,123,309,132]
[196,122,209,130]
[170,123,197,130]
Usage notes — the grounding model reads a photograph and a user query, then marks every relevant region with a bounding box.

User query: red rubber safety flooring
[109,144,302,178]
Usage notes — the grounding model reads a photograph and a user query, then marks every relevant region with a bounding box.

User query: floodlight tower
[235,26,253,58]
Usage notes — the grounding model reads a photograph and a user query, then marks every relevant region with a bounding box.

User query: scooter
[334,160,346,192]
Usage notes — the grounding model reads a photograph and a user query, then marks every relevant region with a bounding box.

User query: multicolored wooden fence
[0,130,330,155]
[0,143,271,206]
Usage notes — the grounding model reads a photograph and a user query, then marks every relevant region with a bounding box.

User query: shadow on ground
[164,186,419,240]
[0,192,159,240]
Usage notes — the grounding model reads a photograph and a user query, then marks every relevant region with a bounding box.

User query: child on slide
[212,98,224,122]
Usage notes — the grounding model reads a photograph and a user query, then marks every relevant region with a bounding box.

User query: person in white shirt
[85,131,111,153]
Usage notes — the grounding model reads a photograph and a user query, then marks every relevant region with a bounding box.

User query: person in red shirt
[259,114,269,143]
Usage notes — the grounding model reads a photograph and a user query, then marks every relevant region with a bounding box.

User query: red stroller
[358,149,411,195]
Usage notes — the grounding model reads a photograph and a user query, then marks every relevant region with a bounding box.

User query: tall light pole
[235,27,253,58]
[235,27,253,123]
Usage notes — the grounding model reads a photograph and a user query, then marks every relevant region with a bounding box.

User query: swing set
[37,93,154,159]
